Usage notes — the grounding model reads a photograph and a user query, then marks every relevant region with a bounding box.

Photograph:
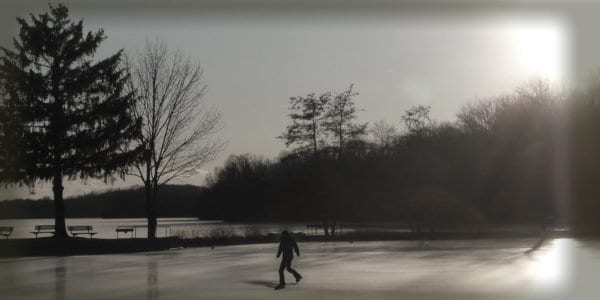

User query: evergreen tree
[0,87,26,183]
[0,4,142,237]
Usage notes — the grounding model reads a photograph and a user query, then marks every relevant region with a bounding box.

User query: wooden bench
[0,226,13,239]
[116,226,135,239]
[31,225,55,238]
[67,226,97,238]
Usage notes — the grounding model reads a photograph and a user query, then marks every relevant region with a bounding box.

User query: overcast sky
[2,0,600,200]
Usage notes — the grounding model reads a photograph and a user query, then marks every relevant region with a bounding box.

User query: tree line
[0,184,206,219]
[205,79,600,235]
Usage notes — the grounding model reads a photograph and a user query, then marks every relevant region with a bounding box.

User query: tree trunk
[50,78,67,238]
[312,119,319,161]
[52,173,68,238]
[338,128,343,160]
[145,183,157,239]
[331,219,337,236]
[323,219,330,237]
[152,186,160,237]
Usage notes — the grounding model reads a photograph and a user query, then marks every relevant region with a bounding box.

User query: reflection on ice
[528,238,572,292]
[54,257,66,300]
[147,259,158,300]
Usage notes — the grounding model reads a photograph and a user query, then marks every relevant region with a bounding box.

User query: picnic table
[118,225,172,238]
[31,225,55,238]
[116,226,135,238]
[0,226,13,239]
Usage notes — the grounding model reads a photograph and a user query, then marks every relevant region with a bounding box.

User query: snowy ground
[1,238,599,300]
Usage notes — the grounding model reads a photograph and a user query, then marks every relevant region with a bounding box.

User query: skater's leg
[278,259,286,286]
[285,259,302,281]
[286,266,302,280]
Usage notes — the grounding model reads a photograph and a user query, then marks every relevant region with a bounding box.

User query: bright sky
[0,1,576,200]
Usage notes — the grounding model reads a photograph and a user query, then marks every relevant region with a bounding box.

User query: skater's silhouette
[275,230,302,290]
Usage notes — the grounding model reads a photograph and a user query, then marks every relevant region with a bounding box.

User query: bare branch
[125,39,224,193]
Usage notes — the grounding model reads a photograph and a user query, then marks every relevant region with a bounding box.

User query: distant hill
[0,185,208,219]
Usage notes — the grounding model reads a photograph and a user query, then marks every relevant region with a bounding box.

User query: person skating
[274,230,302,290]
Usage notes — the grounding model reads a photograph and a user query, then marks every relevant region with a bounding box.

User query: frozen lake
[1,238,599,299]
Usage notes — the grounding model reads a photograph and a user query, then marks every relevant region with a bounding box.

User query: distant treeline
[203,80,600,230]
[0,185,206,219]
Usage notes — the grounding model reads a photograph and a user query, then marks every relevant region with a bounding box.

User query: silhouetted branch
[125,40,224,238]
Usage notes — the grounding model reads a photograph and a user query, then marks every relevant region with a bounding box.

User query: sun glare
[510,20,569,84]
[528,239,573,293]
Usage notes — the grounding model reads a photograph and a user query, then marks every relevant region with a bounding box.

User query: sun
[510,20,568,84]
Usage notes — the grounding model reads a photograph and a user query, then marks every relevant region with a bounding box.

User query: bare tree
[323,84,368,160]
[125,41,224,238]
[279,92,331,161]
[370,119,397,149]
[457,98,505,133]
[401,105,432,135]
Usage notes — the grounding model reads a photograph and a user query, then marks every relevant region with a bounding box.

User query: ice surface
[0,238,598,300]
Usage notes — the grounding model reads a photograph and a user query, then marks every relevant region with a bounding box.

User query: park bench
[0,226,13,239]
[116,226,135,238]
[67,225,97,238]
[31,225,55,238]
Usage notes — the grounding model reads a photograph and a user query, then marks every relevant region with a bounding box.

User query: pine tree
[0,87,26,184]
[0,4,142,237]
